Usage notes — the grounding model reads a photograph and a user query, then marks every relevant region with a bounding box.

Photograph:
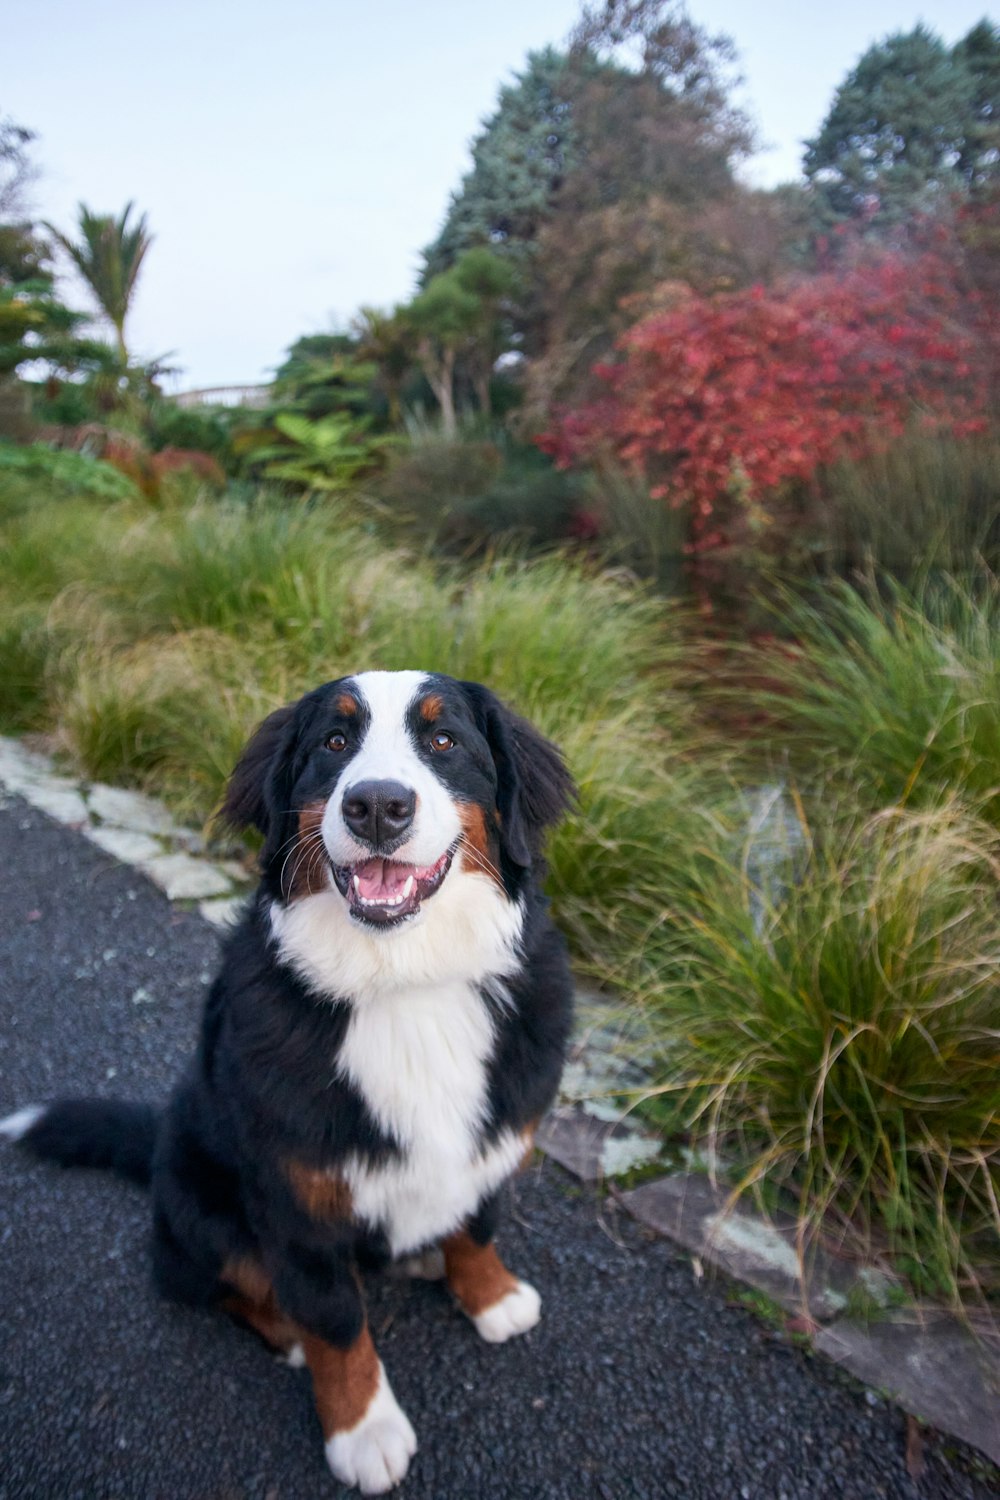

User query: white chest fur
[337,981,525,1256]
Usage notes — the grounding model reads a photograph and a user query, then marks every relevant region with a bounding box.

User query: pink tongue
[354,858,417,901]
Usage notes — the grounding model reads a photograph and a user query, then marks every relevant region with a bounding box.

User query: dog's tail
[0,1098,159,1187]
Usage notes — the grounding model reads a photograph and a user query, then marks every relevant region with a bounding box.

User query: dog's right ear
[220,703,299,838]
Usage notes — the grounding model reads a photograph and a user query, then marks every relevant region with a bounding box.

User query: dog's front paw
[325,1366,417,1495]
[472,1279,541,1344]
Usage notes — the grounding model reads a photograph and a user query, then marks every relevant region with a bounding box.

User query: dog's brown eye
[327,732,348,752]
[430,732,454,753]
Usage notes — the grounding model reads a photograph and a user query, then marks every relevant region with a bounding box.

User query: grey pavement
[0,792,995,1500]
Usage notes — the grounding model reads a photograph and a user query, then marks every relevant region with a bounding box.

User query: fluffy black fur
[9,674,576,1362]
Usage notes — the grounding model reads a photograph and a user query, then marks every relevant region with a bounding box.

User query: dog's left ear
[219,702,300,839]
[461,682,575,868]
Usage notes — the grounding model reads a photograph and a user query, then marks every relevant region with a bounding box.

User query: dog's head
[222,671,574,929]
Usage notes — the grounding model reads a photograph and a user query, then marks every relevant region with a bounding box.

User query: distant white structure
[174,384,272,410]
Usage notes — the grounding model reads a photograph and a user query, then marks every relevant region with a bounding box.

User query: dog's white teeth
[402,875,414,900]
[353,874,361,893]
[356,890,407,908]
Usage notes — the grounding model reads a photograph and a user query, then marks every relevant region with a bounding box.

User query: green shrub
[640,799,1000,1306]
[145,400,234,464]
[374,432,502,529]
[457,455,580,550]
[0,442,140,509]
[29,379,95,429]
[372,434,580,553]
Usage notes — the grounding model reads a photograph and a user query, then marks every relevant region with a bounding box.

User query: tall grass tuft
[58,632,294,823]
[819,428,1000,577]
[0,605,60,731]
[112,500,375,639]
[585,465,687,594]
[745,573,1000,828]
[642,798,1000,1308]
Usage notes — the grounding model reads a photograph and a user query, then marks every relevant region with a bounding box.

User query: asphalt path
[0,791,994,1500]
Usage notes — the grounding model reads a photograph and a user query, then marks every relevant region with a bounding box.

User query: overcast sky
[5,1,996,390]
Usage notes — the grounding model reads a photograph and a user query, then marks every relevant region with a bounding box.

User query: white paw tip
[281,1341,306,1368]
[325,1367,417,1494]
[0,1104,46,1142]
[472,1279,542,1344]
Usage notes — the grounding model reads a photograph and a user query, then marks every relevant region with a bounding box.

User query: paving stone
[0,736,58,788]
[580,1098,628,1123]
[560,1051,648,1103]
[815,1311,1000,1467]
[16,782,90,825]
[198,895,248,929]
[537,1105,660,1182]
[600,1133,662,1176]
[0,746,88,810]
[140,852,234,901]
[86,782,187,838]
[538,1107,613,1179]
[620,1172,860,1321]
[84,826,165,865]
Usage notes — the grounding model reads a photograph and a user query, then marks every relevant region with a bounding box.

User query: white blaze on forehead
[348,670,431,782]
[321,669,463,869]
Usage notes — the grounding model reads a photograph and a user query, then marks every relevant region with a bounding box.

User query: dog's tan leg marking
[442,1230,542,1343]
[304,1326,417,1495]
[220,1258,300,1358]
[442,1230,517,1315]
[285,1159,354,1220]
[303,1324,381,1439]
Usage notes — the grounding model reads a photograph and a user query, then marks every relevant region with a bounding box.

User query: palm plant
[46,202,152,363]
[352,306,414,426]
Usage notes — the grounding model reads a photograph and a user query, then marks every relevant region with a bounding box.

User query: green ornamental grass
[747,574,1000,828]
[642,798,1000,1307]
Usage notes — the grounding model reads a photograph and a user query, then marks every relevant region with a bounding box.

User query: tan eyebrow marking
[419,693,444,722]
[334,692,359,716]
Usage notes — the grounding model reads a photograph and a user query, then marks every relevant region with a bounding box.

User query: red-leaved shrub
[541,251,992,558]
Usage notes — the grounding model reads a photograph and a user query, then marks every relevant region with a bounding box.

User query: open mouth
[331,847,454,927]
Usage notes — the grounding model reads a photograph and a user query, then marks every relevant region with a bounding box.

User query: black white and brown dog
[1,670,576,1495]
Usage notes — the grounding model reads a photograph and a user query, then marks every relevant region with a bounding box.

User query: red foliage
[541,250,993,556]
[104,439,226,499]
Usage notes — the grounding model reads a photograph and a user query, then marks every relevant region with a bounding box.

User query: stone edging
[0,737,250,927]
[1,737,997,1474]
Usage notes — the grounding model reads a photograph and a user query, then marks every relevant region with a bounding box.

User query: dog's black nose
[342,780,417,847]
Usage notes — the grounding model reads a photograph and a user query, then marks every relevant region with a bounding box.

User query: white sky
[5,0,996,389]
